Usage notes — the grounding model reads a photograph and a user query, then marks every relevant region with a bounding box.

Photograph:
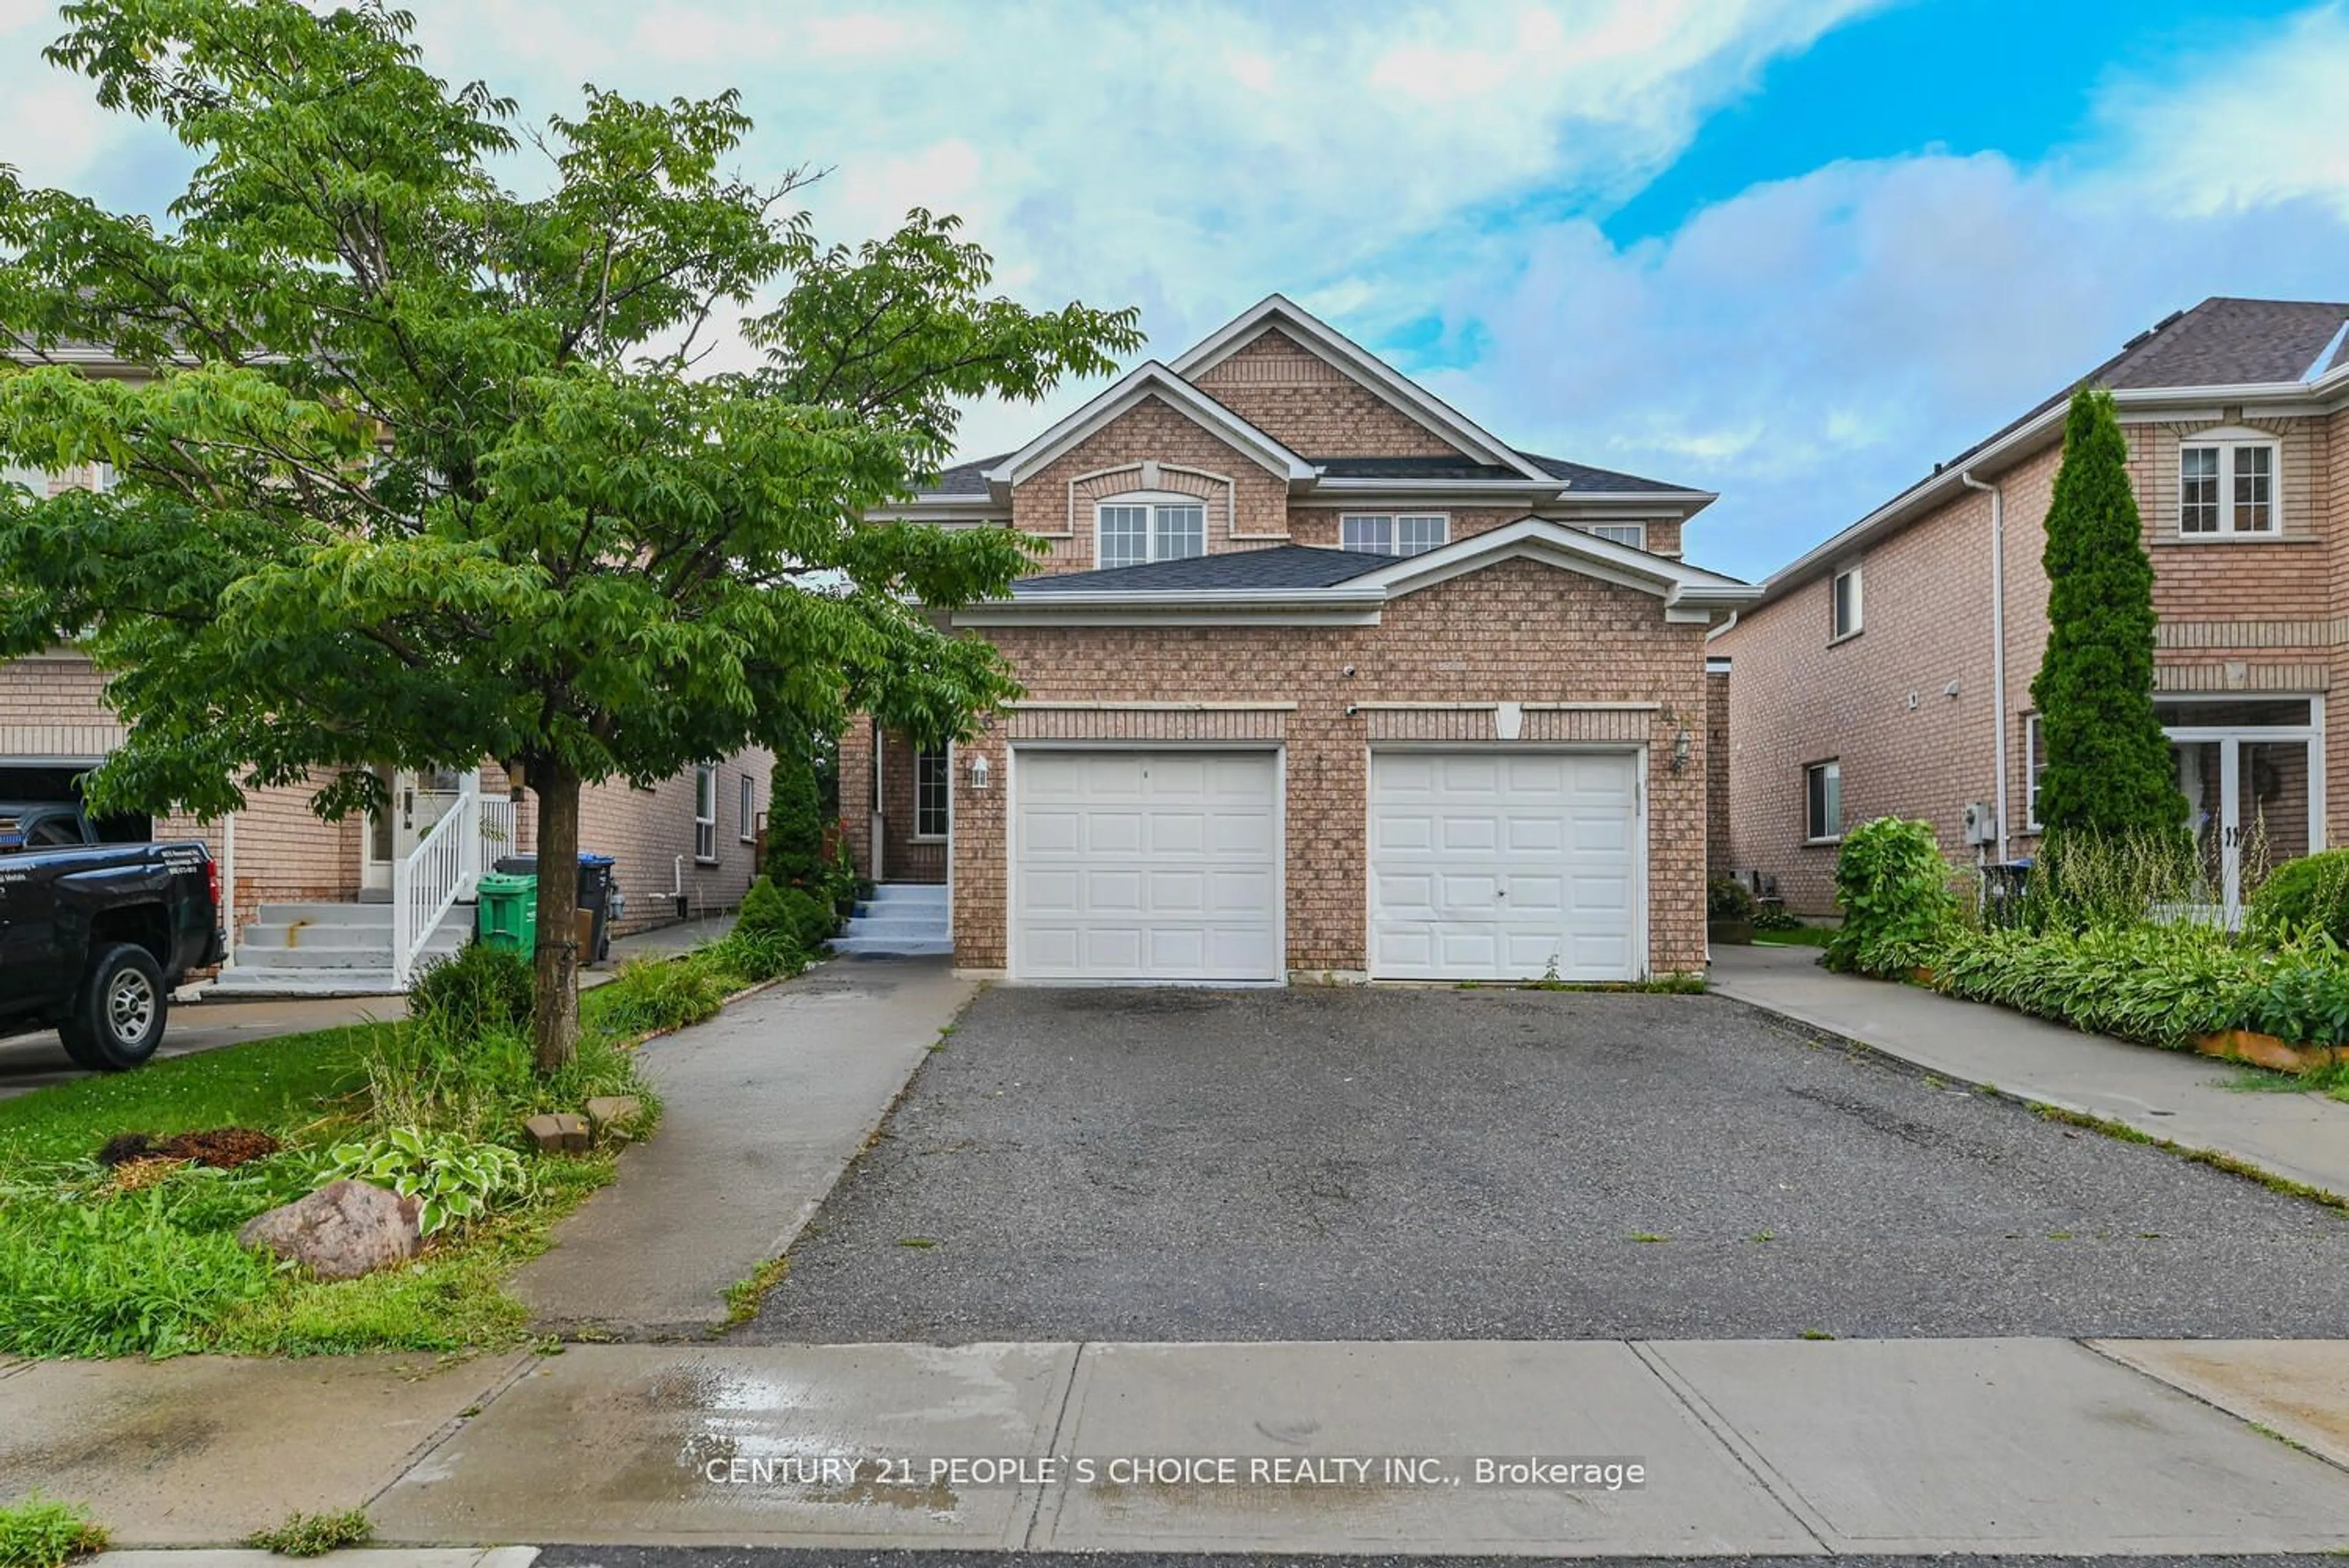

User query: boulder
[237,1179,423,1280]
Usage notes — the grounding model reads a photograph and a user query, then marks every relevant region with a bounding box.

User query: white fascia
[1169,294,1553,484]
[981,361,1315,490]
[1356,516,1755,614]
[955,587,1384,628]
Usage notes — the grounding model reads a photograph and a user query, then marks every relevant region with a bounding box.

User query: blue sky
[4,0,2347,579]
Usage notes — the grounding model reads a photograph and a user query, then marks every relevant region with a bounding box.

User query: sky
[3,0,2347,580]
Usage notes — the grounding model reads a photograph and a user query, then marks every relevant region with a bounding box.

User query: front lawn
[0,914,816,1359]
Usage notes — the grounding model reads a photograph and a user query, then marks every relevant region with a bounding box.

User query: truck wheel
[60,943,169,1071]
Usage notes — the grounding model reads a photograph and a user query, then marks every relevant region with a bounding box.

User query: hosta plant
[314,1128,530,1238]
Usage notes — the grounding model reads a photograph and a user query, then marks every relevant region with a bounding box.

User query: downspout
[220,810,237,970]
[1958,470,2009,863]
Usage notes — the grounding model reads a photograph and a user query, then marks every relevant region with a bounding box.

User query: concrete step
[254,901,395,926]
[203,967,404,998]
[841,917,951,943]
[863,883,948,907]
[829,934,954,957]
[240,921,467,953]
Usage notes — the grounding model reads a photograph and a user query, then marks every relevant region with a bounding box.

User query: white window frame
[1830,563,1863,642]
[1805,759,1842,844]
[913,744,949,841]
[738,772,757,843]
[2023,713,2045,833]
[693,765,718,863]
[1586,522,1646,549]
[1094,492,1207,569]
[2178,431,2280,538]
[1339,512,1449,557]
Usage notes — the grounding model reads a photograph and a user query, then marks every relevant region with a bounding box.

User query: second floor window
[1830,563,1862,641]
[2180,440,2276,535]
[1340,513,1447,555]
[1587,522,1646,549]
[1097,499,1206,569]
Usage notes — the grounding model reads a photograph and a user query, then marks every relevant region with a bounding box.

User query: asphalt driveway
[740,985,2349,1343]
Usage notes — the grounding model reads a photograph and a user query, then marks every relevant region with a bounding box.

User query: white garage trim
[1006,741,1286,984]
[1364,744,1649,983]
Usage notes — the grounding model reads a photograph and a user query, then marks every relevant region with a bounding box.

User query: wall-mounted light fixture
[505,761,527,801]
[968,754,991,790]
[1671,726,1693,774]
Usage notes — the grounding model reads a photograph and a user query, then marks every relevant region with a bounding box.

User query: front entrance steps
[833,882,951,957]
[205,900,467,998]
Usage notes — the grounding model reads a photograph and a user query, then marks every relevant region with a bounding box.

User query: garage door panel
[1014,749,1281,982]
[1370,749,1641,983]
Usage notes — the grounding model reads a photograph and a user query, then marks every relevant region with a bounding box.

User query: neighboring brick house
[0,455,770,996]
[1713,296,2349,916]
[842,294,1759,983]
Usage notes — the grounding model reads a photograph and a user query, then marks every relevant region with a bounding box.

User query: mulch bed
[97,1127,282,1169]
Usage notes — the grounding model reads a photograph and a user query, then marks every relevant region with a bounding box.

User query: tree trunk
[532,760,582,1072]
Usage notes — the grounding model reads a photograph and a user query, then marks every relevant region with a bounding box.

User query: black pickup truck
[0,803,226,1071]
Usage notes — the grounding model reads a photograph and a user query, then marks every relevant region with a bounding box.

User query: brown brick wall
[578,752,771,932]
[949,557,1710,976]
[1191,327,1464,458]
[1705,666,1731,874]
[1012,396,1294,571]
[1721,411,2349,915]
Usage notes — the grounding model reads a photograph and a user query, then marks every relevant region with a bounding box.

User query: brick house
[2,382,771,995]
[841,295,1759,983]
[1713,296,2349,917]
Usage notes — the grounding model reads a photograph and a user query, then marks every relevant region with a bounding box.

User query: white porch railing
[392,776,526,988]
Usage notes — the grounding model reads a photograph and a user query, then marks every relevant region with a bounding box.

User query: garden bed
[0,916,817,1359]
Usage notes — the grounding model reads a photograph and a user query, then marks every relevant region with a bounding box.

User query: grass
[722,1255,790,1327]
[245,1508,373,1557]
[0,1496,107,1568]
[1753,925,1834,949]
[0,932,804,1360]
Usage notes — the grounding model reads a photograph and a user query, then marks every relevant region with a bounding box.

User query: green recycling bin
[475,870,538,954]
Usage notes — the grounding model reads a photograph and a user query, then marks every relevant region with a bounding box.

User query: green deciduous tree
[0,0,1140,1068]
[2028,386,2188,851]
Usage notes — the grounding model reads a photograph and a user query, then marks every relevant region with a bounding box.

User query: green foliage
[409,943,535,1045]
[736,875,793,940]
[0,1185,274,1357]
[584,957,732,1036]
[763,752,829,888]
[1752,902,1802,933]
[2024,828,2205,932]
[0,0,1140,1068]
[1707,876,1757,922]
[2249,849,2349,945]
[2238,943,2349,1046]
[779,885,841,949]
[1824,818,1959,976]
[245,1510,373,1558]
[2028,388,2190,845]
[315,1128,531,1238]
[700,926,805,986]
[0,1496,107,1568]
[1939,921,2266,1047]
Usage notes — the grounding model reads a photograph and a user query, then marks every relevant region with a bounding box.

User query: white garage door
[1369,749,1642,981]
[1012,749,1282,981]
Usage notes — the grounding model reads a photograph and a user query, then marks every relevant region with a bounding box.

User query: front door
[2161,697,2323,918]
[362,767,470,894]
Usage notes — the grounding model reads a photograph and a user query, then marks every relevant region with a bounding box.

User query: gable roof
[1748,295,2349,610]
[981,362,1315,489]
[1513,450,1707,496]
[958,518,1756,628]
[1171,294,1554,484]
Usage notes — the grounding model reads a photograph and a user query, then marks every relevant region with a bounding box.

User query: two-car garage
[1006,745,1646,984]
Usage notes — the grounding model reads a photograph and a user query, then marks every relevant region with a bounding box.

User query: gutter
[1958,470,2009,863]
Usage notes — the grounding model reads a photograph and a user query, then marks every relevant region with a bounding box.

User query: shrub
[409,942,534,1044]
[778,885,839,949]
[735,875,792,940]
[764,751,828,888]
[0,1496,107,1568]
[1707,877,1757,923]
[314,1127,531,1237]
[2028,828,2205,932]
[1753,903,1802,933]
[585,956,731,1036]
[1824,817,1959,977]
[2249,849,2349,946]
[1938,921,2263,1048]
[702,926,804,986]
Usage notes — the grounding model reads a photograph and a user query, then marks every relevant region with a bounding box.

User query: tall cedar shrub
[2028,387,2189,849]
[764,751,827,888]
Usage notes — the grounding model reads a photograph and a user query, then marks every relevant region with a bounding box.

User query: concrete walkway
[10,1337,2349,1553]
[1711,942,2349,1201]
[511,956,978,1337]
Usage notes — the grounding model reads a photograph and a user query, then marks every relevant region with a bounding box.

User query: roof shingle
[1010,545,1393,595]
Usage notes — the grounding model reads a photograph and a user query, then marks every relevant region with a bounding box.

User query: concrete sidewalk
[510,956,978,1336]
[1710,942,2349,1201]
[11,1338,2349,1554]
